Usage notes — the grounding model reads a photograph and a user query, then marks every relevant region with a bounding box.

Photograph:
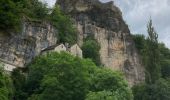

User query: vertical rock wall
[57,0,145,86]
[0,21,57,68]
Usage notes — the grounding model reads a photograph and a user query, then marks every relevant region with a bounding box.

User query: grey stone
[0,20,57,68]
[57,0,145,86]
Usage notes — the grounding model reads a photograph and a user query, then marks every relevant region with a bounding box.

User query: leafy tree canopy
[14,52,133,100]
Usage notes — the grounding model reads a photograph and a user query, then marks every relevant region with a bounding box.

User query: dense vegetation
[9,52,132,100]
[0,63,13,100]
[82,37,101,66]
[50,6,77,44]
[0,0,76,44]
[132,19,170,100]
[0,0,20,32]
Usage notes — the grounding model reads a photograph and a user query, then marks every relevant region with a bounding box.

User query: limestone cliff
[56,0,145,86]
[0,20,57,69]
[0,0,145,86]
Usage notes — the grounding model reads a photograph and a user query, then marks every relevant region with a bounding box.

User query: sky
[42,0,170,48]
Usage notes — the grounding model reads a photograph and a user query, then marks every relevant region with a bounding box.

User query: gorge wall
[0,0,145,87]
[0,20,57,70]
[57,0,145,86]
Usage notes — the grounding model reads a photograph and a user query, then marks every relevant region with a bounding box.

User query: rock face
[57,0,145,86]
[0,20,57,69]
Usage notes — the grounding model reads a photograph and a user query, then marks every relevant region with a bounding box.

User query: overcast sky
[42,0,170,48]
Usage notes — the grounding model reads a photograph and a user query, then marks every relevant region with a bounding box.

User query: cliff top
[56,0,130,33]
[56,0,119,13]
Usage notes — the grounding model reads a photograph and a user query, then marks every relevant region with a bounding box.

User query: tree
[11,68,27,100]
[132,34,146,54]
[132,20,170,100]
[82,39,101,66]
[159,43,170,79]
[22,52,132,100]
[133,35,170,79]
[0,63,13,100]
[88,68,133,100]
[86,91,122,100]
[145,19,160,84]
[24,0,49,19]
[13,0,49,19]
[0,0,50,33]
[25,52,89,100]
[133,79,170,100]
[0,0,20,32]
[50,6,77,44]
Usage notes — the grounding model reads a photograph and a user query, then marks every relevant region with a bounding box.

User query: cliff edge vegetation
[0,0,76,44]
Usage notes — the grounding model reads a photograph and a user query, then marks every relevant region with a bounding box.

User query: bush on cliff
[50,6,77,44]
[82,39,101,66]
[0,0,77,44]
[0,0,20,32]
[0,0,49,32]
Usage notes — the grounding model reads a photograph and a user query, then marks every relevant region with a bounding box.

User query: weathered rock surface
[0,0,145,86]
[0,20,57,69]
[57,0,145,86]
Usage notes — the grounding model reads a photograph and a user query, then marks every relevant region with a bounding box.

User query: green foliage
[87,68,133,100]
[14,0,49,19]
[133,79,170,100]
[27,52,89,100]
[145,19,160,84]
[86,91,123,100]
[132,34,146,54]
[50,6,77,44]
[159,43,170,59]
[0,0,49,32]
[27,0,49,19]
[0,0,20,32]
[133,19,160,84]
[159,43,170,79]
[11,68,27,100]
[17,52,133,100]
[82,39,101,66]
[0,1,76,44]
[0,63,13,100]
[161,61,170,79]
[133,35,170,80]
[132,19,170,100]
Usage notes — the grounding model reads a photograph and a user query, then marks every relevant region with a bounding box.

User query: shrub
[82,39,101,66]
